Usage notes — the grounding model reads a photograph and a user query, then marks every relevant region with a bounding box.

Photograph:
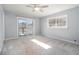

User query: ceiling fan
[26,4,48,12]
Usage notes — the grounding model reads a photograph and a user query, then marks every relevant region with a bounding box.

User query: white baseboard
[42,33,79,45]
[5,37,18,41]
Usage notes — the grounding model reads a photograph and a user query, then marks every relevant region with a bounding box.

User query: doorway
[17,17,33,36]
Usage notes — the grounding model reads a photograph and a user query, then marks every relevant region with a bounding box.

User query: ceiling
[3,4,79,18]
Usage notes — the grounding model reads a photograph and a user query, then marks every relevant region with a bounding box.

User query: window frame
[47,15,68,28]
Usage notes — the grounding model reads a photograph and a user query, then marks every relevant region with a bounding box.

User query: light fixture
[31,39,51,49]
[34,7,41,11]
[26,4,48,12]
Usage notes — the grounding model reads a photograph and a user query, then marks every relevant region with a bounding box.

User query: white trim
[2,6,5,40]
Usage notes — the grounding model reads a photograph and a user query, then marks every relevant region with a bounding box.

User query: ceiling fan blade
[40,5,48,8]
[33,4,37,8]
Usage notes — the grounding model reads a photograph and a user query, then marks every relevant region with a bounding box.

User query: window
[47,15,67,28]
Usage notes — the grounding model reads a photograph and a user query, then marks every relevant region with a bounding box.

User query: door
[17,17,33,36]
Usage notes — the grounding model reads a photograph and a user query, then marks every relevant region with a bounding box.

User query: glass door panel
[17,17,33,36]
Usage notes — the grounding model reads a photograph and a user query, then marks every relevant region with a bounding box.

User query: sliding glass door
[17,17,33,36]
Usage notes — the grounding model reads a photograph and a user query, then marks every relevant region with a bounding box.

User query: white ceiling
[3,4,79,18]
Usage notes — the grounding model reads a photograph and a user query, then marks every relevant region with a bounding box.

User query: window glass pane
[48,15,67,28]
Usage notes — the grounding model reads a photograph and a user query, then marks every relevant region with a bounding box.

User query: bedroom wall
[40,6,79,44]
[5,11,41,39]
[5,11,17,39]
[0,5,5,53]
[33,18,41,35]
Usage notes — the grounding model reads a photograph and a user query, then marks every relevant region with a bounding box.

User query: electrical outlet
[74,40,77,42]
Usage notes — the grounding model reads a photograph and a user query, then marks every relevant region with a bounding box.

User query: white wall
[5,11,41,39]
[41,7,79,44]
[0,5,4,53]
[5,11,17,39]
[33,18,41,35]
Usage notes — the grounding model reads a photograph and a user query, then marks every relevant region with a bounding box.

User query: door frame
[16,16,34,37]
